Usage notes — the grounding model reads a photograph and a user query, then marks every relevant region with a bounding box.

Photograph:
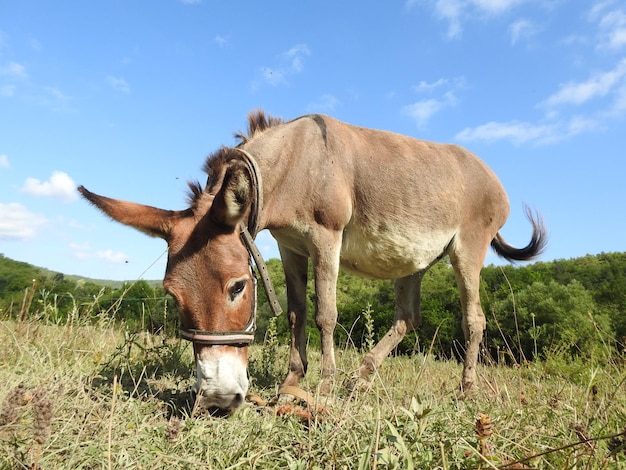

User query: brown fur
[78,110,547,409]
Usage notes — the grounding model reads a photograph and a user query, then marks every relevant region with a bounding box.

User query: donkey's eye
[229,280,246,301]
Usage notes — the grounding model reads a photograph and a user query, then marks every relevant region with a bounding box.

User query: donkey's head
[79,149,259,411]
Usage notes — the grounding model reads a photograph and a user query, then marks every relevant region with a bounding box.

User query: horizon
[2,249,623,286]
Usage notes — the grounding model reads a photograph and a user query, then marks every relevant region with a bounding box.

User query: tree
[487,280,611,361]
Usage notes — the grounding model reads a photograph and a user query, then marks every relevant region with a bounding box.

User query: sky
[1,0,625,282]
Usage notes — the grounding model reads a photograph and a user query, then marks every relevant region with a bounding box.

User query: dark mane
[234,109,283,145]
[186,110,283,206]
[185,147,241,206]
[185,180,204,207]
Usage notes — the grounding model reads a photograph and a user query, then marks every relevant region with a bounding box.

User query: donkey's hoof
[456,381,477,400]
[345,375,372,393]
[319,377,334,396]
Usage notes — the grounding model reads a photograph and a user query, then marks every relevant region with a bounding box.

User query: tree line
[1,251,625,362]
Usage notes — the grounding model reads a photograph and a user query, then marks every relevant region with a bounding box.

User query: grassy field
[1,315,625,469]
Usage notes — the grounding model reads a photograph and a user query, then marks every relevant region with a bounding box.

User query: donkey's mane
[186,110,283,206]
[234,109,284,145]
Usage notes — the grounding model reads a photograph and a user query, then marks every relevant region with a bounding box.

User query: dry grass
[1,318,625,469]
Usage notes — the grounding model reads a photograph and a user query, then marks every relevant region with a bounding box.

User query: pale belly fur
[339,223,456,280]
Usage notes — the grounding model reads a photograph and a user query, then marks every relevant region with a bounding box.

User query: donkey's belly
[340,224,455,279]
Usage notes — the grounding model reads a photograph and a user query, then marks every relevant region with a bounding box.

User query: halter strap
[232,147,281,317]
[239,224,282,317]
[233,148,263,237]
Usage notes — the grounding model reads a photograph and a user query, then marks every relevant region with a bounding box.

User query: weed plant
[0,293,625,469]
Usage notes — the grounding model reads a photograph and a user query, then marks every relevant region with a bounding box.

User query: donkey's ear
[211,164,252,229]
[78,186,179,239]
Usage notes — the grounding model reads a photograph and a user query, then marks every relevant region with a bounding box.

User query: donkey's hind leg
[449,243,489,393]
[356,271,423,383]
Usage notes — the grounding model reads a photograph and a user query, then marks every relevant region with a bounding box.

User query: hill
[0,254,161,291]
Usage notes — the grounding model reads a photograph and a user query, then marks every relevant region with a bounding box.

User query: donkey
[79,110,546,411]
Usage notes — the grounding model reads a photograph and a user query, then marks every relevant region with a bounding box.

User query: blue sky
[1,0,625,281]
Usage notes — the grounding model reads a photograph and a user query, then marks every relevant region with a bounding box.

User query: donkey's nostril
[231,393,244,409]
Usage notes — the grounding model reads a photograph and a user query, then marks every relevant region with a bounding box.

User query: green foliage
[2,251,626,364]
[361,303,375,352]
[252,258,291,343]
[487,279,612,362]
[0,254,177,335]
[419,261,463,356]
[249,316,283,388]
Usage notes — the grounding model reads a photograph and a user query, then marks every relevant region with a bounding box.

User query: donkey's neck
[240,141,297,233]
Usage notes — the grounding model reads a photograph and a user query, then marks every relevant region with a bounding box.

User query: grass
[1,315,625,469]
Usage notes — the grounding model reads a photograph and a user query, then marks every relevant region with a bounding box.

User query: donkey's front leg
[311,232,342,395]
[278,245,309,388]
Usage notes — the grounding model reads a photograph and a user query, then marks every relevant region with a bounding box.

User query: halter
[179,148,283,347]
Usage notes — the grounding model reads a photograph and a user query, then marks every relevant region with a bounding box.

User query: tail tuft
[491,206,547,262]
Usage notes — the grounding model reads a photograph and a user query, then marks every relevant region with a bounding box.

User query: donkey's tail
[491,206,548,262]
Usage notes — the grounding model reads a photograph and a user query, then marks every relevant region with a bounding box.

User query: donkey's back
[250,114,513,280]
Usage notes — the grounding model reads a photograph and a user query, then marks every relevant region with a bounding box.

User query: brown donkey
[79,110,546,411]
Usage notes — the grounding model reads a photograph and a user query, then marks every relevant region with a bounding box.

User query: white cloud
[70,242,128,263]
[543,58,626,108]
[412,78,448,92]
[22,171,78,201]
[307,94,341,113]
[455,115,602,145]
[455,120,555,144]
[609,28,626,49]
[69,241,90,251]
[260,67,286,86]
[44,86,71,101]
[215,35,228,48]
[283,44,310,73]
[179,0,201,4]
[70,242,91,260]
[29,37,42,52]
[470,0,525,15]
[509,18,541,45]
[254,44,310,88]
[0,84,16,97]
[96,249,128,263]
[408,0,528,38]
[106,75,131,93]
[0,154,9,168]
[434,0,464,38]
[560,34,589,47]
[609,84,626,114]
[23,86,75,111]
[454,60,626,144]
[0,202,47,240]
[405,2,626,145]
[404,99,446,127]
[566,115,600,135]
[0,61,28,79]
[456,16,626,144]
[404,78,462,127]
[589,1,626,50]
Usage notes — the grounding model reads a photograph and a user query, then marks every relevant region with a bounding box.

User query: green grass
[1,316,625,469]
